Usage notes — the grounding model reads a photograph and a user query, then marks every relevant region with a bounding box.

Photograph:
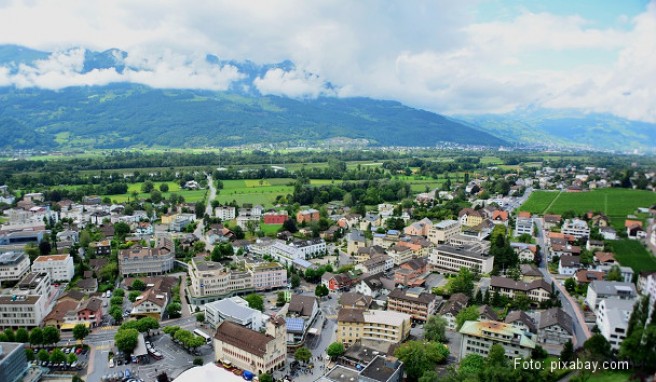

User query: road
[193,174,217,251]
[534,217,590,347]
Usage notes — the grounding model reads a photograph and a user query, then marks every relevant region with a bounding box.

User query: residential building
[428,244,494,274]
[600,227,617,240]
[170,214,194,232]
[263,211,288,224]
[321,272,354,291]
[489,276,552,304]
[387,287,437,322]
[403,218,433,236]
[543,214,562,229]
[520,264,543,282]
[339,293,373,309]
[246,262,287,291]
[478,305,499,321]
[585,281,638,312]
[188,257,252,305]
[0,251,30,284]
[439,293,470,330]
[427,220,461,245]
[575,269,605,285]
[347,230,368,255]
[320,355,403,382]
[239,204,263,218]
[357,254,393,275]
[458,208,483,227]
[296,209,320,223]
[354,275,395,299]
[89,240,111,256]
[75,297,103,327]
[596,299,634,351]
[511,243,537,263]
[31,254,75,282]
[0,272,52,329]
[393,258,429,287]
[537,308,574,345]
[213,317,287,375]
[118,238,175,277]
[287,295,319,344]
[269,239,326,266]
[0,342,29,382]
[558,256,582,276]
[504,311,537,334]
[386,245,413,266]
[76,278,98,294]
[514,217,534,237]
[215,206,236,220]
[354,246,387,264]
[459,320,536,359]
[561,218,591,239]
[337,308,411,345]
[205,296,266,330]
[131,289,168,319]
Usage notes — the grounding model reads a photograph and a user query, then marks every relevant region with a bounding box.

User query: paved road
[534,217,590,347]
[193,174,216,251]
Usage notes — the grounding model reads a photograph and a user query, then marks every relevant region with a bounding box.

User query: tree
[193,357,203,366]
[512,292,531,311]
[166,302,182,318]
[486,344,507,367]
[276,291,286,307]
[25,349,35,362]
[128,291,140,302]
[67,353,78,365]
[110,296,124,306]
[136,317,160,333]
[456,306,479,331]
[583,333,612,362]
[37,349,49,363]
[424,315,448,343]
[30,328,43,347]
[141,181,154,193]
[3,328,15,342]
[196,312,205,323]
[294,347,312,364]
[233,225,245,239]
[259,373,273,382]
[15,327,29,343]
[282,219,298,233]
[449,268,475,297]
[291,274,301,288]
[150,189,163,204]
[113,289,125,297]
[159,183,169,192]
[131,279,146,291]
[39,240,52,256]
[394,341,449,382]
[458,354,486,379]
[73,324,90,344]
[418,371,439,382]
[115,328,139,354]
[560,339,574,362]
[473,289,483,305]
[531,345,548,360]
[245,293,264,312]
[163,326,181,337]
[315,284,329,298]
[43,326,60,345]
[110,306,123,323]
[606,265,623,281]
[50,348,66,364]
[195,202,206,219]
[564,278,577,293]
[326,342,345,359]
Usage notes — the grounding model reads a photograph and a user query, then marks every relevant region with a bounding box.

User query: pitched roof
[388,288,437,305]
[58,290,85,302]
[44,299,79,322]
[288,295,317,317]
[539,307,573,334]
[439,293,469,315]
[490,276,552,294]
[78,297,102,313]
[575,269,605,283]
[339,292,373,309]
[560,255,581,267]
[504,310,537,333]
[520,264,542,277]
[594,252,616,263]
[478,305,499,321]
[214,320,275,357]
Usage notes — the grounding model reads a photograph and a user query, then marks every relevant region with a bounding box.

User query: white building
[269,239,326,265]
[459,320,535,360]
[429,244,494,274]
[427,220,461,245]
[205,296,266,330]
[585,280,638,312]
[31,254,75,282]
[561,218,591,239]
[0,272,52,329]
[215,206,236,220]
[596,299,634,351]
[558,256,581,276]
[514,217,534,237]
[0,251,30,284]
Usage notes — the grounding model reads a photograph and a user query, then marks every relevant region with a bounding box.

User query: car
[108,358,115,368]
[64,347,71,354]
[76,347,83,354]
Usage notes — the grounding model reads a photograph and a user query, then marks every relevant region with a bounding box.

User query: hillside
[0,84,507,149]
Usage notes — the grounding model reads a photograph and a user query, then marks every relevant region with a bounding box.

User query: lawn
[103,189,207,203]
[587,371,632,382]
[260,223,283,235]
[521,189,656,227]
[610,239,656,273]
[218,178,294,207]
[126,181,181,193]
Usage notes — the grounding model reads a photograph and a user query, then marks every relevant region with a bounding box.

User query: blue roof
[286,317,305,333]
[387,230,400,235]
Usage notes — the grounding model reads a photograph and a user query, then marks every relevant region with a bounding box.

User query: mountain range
[0,45,653,152]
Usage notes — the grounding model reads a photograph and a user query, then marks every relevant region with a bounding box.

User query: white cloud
[254,68,333,98]
[0,0,652,122]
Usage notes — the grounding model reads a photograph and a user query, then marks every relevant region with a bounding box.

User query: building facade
[118,239,175,277]
[337,308,411,345]
[31,254,75,282]
[0,251,30,284]
[386,288,437,322]
[428,244,494,274]
[0,342,28,382]
[0,272,52,329]
[459,320,536,360]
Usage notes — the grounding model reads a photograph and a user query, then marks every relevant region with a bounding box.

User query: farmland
[102,181,207,203]
[216,179,294,207]
[520,189,656,228]
[609,239,656,273]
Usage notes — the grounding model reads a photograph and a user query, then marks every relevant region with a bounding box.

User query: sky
[0,0,654,123]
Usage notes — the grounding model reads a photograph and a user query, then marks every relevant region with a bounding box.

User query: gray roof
[560,255,581,267]
[491,276,552,294]
[206,297,257,322]
[589,280,637,297]
[504,310,537,333]
[288,295,317,317]
[539,307,574,334]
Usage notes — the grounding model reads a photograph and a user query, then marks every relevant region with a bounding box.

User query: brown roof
[88,258,109,271]
[575,269,605,284]
[339,292,372,309]
[133,289,167,308]
[34,254,70,262]
[337,308,366,323]
[58,290,85,302]
[459,208,482,218]
[388,288,436,305]
[544,214,561,223]
[518,211,532,219]
[478,305,499,321]
[490,276,552,294]
[288,295,317,317]
[44,299,79,322]
[438,293,469,315]
[539,307,573,334]
[504,310,537,333]
[594,252,616,263]
[520,264,542,277]
[560,255,581,267]
[78,297,102,313]
[625,219,643,229]
[76,278,98,289]
[214,320,275,357]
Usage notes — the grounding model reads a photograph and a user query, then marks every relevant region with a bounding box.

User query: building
[520,264,543,282]
[511,243,537,263]
[558,255,582,276]
[596,299,634,351]
[427,220,461,245]
[205,296,266,330]
[131,289,168,319]
[287,294,319,344]
[537,308,574,345]
[489,276,552,304]
[585,281,638,312]
[429,244,494,274]
[215,206,236,220]
[269,239,326,266]
[561,218,590,239]
[514,217,534,237]
[89,240,111,256]
[357,254,393,275]
[594,264,634,284]
[263,211,288,224]
[118,238,175,277]
[321,272,354,291]
[246,262,287,291]
[359,355,404,382]
[393,258,429,286]
[347,230,368,255]
[213,317,287,375]
[170,214,194,232]
[0,251,30,285]
[504,311,537,334]
[385,245,413,266]
[543,214,562,229]
[337,308,411,345]
[0,342,29,382]
[296,209,320,223]
[459,320,536,360]
[188,257,252,305]
[404,218,433,236]
[439,293,470,330]
[0,272,52,329]
[31,254,75,282]
[387,287,437,322]
[75,297,103,327]
[459,208,483,227]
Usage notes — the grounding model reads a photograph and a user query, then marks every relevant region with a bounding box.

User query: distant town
[0,149,655,382]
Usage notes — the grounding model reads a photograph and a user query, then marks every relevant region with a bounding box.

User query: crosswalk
[94,343,113,351]
[96,326,118,331]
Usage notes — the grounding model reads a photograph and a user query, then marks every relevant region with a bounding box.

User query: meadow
[102,181,207,203]
[216,179,294,207]
[609,239,656,273]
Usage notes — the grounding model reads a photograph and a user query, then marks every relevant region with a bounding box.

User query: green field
[104,189,207,203]
[521,189,656,228]
[217,179,294,207]
[260,223,283,235]
[587,371,632,382]
[610,239,656,273]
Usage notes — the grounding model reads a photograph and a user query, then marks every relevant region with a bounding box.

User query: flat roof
[174,363,245,382]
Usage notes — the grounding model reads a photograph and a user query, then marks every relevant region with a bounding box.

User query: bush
[193,358,203,366]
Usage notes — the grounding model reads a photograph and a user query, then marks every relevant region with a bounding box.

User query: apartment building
[296,209,320,223]
[561,218,591,239]
[515,217,534,237]
[214,206,236,220]
[31,254,75,282]
[0,341,28,382]
[387,287,438,322]
[118,238,175,277]
[428,220,461,244]
[459,320,536,360]
[0,251,30,284]
[585,280,637,312]
[188,257,252,305]
[337,308,411,345]
[596,299,633,351]
[0,272,52,329]
[489,276,552,304]
[246,262,287,291]
[269,239,326,265]
[205,296,266,330]
[213,317,287,375]
[386,245,413,266]
[428,244,494,274]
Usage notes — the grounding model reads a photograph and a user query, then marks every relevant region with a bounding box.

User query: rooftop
[34,254,70,262]
[459,320,536,349]
[360,355,402,382]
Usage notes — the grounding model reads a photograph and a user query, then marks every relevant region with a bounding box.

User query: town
[0,150,655,382]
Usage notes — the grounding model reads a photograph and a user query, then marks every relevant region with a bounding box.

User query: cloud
[0,0,653,122]
[254,68,334,98]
